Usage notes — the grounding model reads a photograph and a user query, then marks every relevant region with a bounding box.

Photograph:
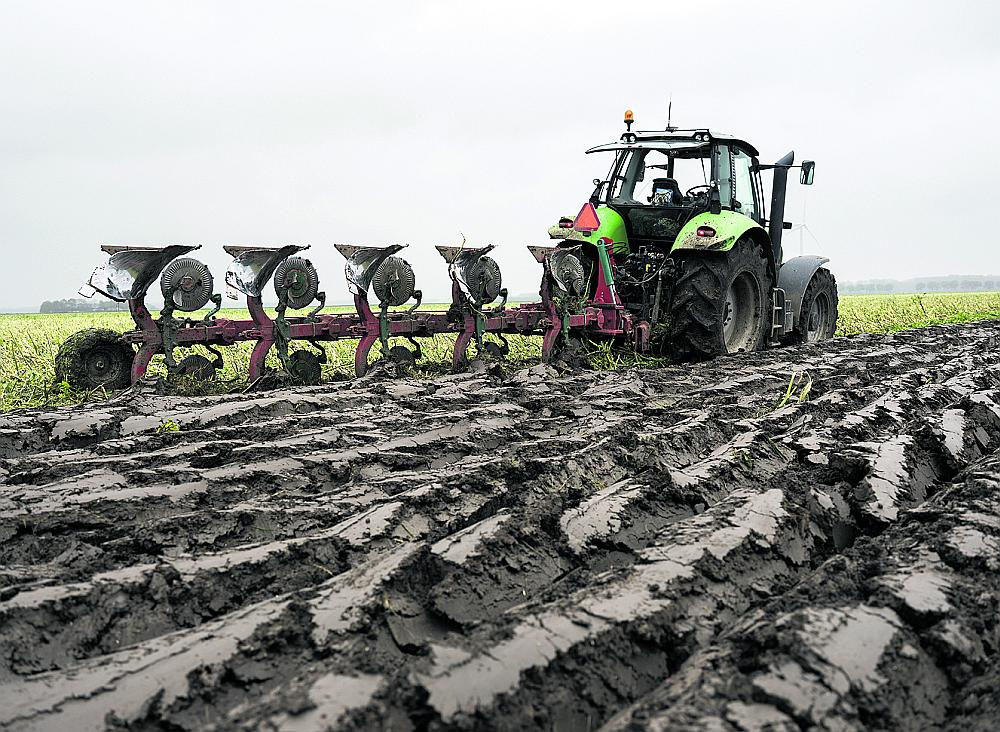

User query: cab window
[606,148,711,206]
[732,148,759,221]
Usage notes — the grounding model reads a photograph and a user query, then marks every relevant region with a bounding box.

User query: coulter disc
[388,345,417,371]
[372,256,416,306]
[160,258,214,312]
[549,250,586,298]
[482,340,508,359]
[273,256,320,309]
[472,256,503,304]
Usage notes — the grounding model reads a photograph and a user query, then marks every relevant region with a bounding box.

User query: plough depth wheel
[55,328,135,390]
[288,350,323,385]
[173,354,217,382]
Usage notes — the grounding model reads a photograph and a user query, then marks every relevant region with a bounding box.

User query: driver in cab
[648,178,685,206]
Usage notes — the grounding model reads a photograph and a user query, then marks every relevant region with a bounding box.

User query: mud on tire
[784,267,839,345]
[669,237,772,360]
[54,328,135,390]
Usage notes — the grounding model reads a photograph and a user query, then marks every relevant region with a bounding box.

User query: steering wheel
[685,184,713,197]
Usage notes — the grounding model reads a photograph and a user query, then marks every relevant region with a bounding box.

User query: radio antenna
[666,96,676,132]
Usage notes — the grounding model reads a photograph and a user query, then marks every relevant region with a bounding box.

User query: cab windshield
[597,147,713,208]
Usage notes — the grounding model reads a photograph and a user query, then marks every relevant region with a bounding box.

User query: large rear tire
[55,328,135,390]
[784,267,839,344]
[669,238,772,360]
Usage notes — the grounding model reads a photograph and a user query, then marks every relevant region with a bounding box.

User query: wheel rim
[84,347,122,384]
[805,293,830,342]
[722,272,762,352]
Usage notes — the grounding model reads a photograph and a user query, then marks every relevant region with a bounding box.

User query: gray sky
[2,0,998,310]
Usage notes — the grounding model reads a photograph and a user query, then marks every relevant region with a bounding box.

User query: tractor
[539,109,837,361]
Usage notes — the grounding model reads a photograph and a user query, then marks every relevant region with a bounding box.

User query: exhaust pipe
[768,151,795,265]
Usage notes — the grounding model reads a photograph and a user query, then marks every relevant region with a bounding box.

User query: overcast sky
[1,0,998,310]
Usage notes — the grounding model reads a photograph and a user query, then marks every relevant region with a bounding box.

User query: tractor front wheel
[55,328,135,390]
[669,238,772,360]
[784,267,839,344]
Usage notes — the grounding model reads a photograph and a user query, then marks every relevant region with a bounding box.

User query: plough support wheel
[288,350,323,385]
[55,328,135,390]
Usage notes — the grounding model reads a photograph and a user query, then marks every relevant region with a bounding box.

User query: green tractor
[539,109,837,360]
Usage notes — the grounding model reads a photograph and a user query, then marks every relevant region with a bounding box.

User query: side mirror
[800,160,815,185]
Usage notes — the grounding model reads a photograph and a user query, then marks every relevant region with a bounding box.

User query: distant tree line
[39,298,124,313]
[841,276,1000,295]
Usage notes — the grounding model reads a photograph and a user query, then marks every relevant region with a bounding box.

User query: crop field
[1,292,999,413]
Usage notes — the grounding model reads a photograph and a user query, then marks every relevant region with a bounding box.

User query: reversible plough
[60,242,565,387]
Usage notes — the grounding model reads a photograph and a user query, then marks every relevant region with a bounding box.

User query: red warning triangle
[573,202,601,232]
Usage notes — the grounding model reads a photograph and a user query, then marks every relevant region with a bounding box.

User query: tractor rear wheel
[55,328,135,390]
[784,267,839,344]
[669,238,772,360]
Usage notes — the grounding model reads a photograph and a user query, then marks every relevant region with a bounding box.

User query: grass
[2,291,998,413]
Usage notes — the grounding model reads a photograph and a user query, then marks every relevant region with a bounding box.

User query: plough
[60,242,578,388]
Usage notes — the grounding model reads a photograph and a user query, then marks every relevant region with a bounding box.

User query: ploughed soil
[2,322,1000,731]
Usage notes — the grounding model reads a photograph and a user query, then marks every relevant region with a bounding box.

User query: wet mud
[2,322,1000,730]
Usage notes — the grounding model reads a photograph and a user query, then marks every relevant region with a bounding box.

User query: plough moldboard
[70,239,645,387]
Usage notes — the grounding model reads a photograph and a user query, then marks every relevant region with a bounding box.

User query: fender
[671,210,764,254]
[547,205,630,255]
[777,255,830,327]
[671,210,776,277]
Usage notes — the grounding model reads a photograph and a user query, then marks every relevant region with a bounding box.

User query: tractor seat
[649,178,684,206]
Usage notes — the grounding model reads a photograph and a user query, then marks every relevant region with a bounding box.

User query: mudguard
[777,255,830,327]
[547,205,629,254]
[670,210,764,254]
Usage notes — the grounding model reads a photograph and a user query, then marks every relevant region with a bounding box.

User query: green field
[2,292,999,413]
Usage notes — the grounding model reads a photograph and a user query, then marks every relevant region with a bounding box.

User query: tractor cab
[586,131,766,253]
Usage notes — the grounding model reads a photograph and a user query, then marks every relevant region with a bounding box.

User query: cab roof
[586,129,760,157]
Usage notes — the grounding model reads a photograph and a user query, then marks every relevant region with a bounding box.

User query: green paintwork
[670,210,767,254]
[547,205,630,255]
